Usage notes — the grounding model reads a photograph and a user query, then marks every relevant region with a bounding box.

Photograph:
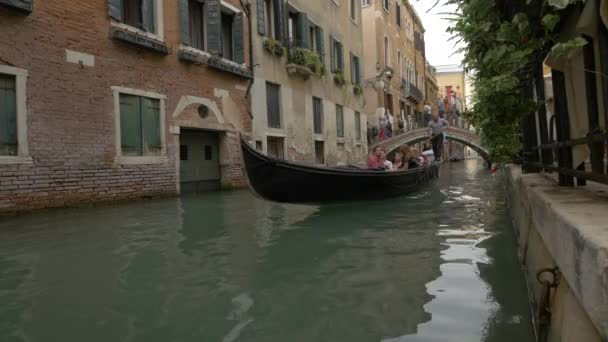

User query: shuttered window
[336,105,344,138]
[313,97,323,134]
[119,94,161,156]
[179,0,244,63]
[330,36,343,73]
[396,4,401,27]
[188,0,205,50]
[266,82,281,129]
[315,26,324,62]
[113,0,156,33]
[355,111,361,141]
[0,74,17,156]
[350,0,356,21]
[350,53,360,84]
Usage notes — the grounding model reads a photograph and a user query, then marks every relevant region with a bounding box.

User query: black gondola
[241,138,440,204]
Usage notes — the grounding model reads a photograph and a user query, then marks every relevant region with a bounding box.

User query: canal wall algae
[505,166,608,341]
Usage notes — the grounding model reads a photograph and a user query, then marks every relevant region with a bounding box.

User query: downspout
[240,0,254,120]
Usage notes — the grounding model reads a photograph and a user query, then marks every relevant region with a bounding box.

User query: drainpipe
[240,0,254,120]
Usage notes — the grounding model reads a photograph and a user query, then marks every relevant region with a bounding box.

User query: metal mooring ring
[536,267,560,288]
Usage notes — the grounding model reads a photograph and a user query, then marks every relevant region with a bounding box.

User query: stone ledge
[506,165,608,339]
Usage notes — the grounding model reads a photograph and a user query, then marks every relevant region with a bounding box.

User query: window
[397,51,401,78]
[361,0,370,7]
[266,82,281,128]
[383,0,389,12]
[109,0,158,34]
[336,105,344,138]
[384,36,389,67]
[350,0,356,21]
[315,141,325,164]
[0,66,29,162]
[204,145,213,160]
[221,11,234,60]
[350,53,360,84]
[179,1,244,63]
[267,136,284,159]
[288,12,298,44]
[396,4,401,27]
[188,0,205,51]
[313,97,323,134]
[330,36,344,73]
[118,93,162,156]
[0,74,17,156]
[180,145,188,160]
[264,0,274,37]
[355,111,361,141]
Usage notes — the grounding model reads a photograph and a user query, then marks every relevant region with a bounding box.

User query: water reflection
[0,160,534,342]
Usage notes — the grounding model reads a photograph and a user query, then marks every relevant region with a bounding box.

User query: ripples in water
[0,160,534,342]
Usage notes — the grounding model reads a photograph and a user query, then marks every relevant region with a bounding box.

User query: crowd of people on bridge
[367,113,448,170]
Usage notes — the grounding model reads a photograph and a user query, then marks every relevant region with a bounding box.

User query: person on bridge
[428,113,449,162]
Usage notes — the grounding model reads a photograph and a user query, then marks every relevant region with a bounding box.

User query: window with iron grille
[0,73,17,156]
[119,94,162,156]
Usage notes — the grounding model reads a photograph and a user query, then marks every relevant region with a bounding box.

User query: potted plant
[263,38,284,57]
[333,70,345,86]
[353,83,363,96]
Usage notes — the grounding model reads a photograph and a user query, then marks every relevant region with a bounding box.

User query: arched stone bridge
[370,127,491,164]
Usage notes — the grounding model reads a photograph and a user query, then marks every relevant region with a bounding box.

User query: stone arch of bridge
[371,128,492,166]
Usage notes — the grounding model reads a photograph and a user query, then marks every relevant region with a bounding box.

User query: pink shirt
[368,155,382,169]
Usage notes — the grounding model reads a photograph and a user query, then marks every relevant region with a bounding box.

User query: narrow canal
[0,160,534,342]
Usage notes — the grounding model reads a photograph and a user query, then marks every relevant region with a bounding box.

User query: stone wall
[505,166,608,341]
[0,0,251,214]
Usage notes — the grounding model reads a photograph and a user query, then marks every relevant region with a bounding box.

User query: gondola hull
[241,138,440,204]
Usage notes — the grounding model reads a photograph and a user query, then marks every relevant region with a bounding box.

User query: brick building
[0,0,252,213]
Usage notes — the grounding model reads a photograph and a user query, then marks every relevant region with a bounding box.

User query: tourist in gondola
[380,150,393,170]
[367,147,383,169]
[392,152,405,169]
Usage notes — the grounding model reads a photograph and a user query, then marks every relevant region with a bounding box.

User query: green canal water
[0,160,534,342]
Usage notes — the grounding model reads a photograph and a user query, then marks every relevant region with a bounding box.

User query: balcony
[400,80,423,103]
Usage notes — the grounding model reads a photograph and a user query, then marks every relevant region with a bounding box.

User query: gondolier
[428,113,448,162]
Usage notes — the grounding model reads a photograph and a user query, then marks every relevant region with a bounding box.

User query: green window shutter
[336,105,344,137]
[296,12,309,49]
[256,0,265,35]
[179,0,190,45]
[107,0,123,21]
[119,94,143,156]
[0,75,17,156]
[273,0,285,44]
[355,111,361,140]
[142,0,156,33]
[234,13,245,64]
[350,52,355,83]
[337,42,343,72]
[206,0,222,55]
[141,97,161,154]
[329,35,335,72]
[315,27,324,62]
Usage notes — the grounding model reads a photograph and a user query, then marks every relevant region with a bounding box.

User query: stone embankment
[505,166,608,341]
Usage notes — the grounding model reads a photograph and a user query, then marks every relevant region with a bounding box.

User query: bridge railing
[367,112,476,146]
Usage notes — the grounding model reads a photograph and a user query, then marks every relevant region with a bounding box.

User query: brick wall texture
[0,0,252,214]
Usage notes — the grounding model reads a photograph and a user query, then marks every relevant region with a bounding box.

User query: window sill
[337,137,345,144]
[349,18,358,26]
[110,25,169,55]
[0,155,33,165]
[330,0,339,7]
[314,134,324,141]
[114,156,168,165]
[178,46,251,79]
[0,0,32,14]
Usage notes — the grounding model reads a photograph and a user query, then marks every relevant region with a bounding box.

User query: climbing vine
[418,0,587,161]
